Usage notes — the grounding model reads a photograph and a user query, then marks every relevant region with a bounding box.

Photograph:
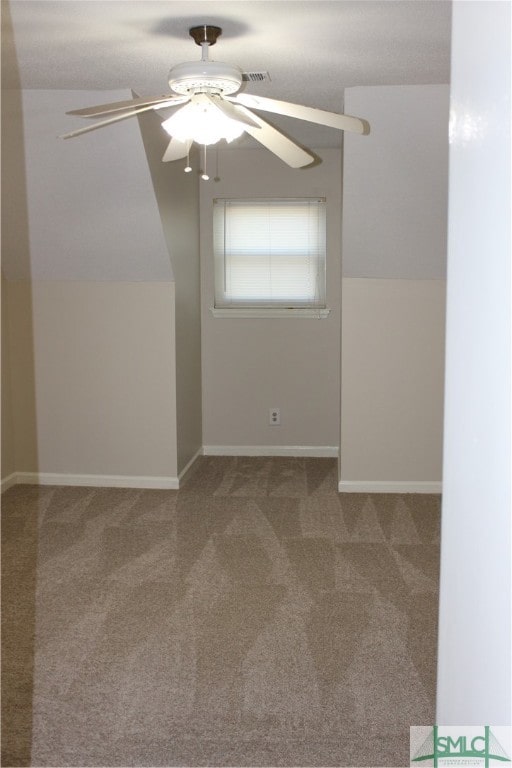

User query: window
[212,198,328,317]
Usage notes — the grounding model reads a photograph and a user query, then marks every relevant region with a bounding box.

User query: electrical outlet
[269,408,281,426]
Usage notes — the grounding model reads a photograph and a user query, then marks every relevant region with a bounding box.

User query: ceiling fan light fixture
[161,100,244,146]
[61,23,369,167]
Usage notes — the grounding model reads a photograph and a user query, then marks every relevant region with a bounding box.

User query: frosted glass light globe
[162,100,244,146]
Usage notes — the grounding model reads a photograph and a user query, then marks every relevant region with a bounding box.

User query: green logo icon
[411,726,511,767]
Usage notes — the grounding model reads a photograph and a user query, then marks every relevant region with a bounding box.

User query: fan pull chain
[201,145,209,181]
[214,147,220,182]
[184,147,192,174]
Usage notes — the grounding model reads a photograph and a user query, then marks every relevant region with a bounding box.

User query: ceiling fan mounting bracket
[167,25,240,96]
[189,25,222,47]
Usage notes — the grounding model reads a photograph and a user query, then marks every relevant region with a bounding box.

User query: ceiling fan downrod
[189,25,222,62]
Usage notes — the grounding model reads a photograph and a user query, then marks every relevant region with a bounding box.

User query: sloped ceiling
[4,0,452,147]
[2,88,175,281]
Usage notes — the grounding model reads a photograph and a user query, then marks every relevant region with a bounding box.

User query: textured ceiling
[3,0,452,147]
[5,1,451,95]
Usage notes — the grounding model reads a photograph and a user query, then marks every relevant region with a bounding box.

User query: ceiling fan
[61,25,370,169]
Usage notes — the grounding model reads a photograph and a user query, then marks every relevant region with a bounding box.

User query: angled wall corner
[1,41,38,484]
[136,109,202,475]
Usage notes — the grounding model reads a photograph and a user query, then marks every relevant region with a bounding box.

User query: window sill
[210,307,331,319]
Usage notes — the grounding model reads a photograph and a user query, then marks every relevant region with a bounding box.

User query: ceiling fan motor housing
[168,60,243,96]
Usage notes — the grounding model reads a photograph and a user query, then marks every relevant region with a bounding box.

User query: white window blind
[213,198,326,308]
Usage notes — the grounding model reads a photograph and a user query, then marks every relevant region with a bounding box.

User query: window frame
[211,197,330,319]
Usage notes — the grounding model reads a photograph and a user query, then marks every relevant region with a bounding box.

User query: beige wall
[3,80,447,484]
[200,147,342,452]
[2,82,184,487]
[340,85,449,489]
[1,38,33,484]
[340,278,445,487]
[137,112,202,474]
[5,280,178,480]
[4,282,39,476]
[1,274,16,480]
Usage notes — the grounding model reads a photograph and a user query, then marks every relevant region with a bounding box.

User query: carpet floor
[1,457,440,767]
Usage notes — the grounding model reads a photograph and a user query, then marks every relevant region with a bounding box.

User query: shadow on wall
[1,1,39,764]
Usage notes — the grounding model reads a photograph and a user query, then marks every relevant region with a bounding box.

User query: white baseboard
[4,471,180,490]
[1,473,18,493]
[203,445,339,458]
[3,463,440,495]
[338,480,442,494]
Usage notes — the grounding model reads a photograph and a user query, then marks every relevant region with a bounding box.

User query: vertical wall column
[436,0,511,724]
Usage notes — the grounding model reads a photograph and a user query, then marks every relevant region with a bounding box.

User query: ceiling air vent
[242,71,271,83]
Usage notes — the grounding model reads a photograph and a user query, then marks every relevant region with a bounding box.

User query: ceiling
[3,0,452,147]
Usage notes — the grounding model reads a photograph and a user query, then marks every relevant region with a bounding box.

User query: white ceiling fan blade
[60,102,172,139]
[230,93,370,135]
[198,94,261,129]
[162,137,192,163]
[235,106,314,168]
[66,94,189,118]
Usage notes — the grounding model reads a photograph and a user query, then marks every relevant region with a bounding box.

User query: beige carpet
[1,457,440,767]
